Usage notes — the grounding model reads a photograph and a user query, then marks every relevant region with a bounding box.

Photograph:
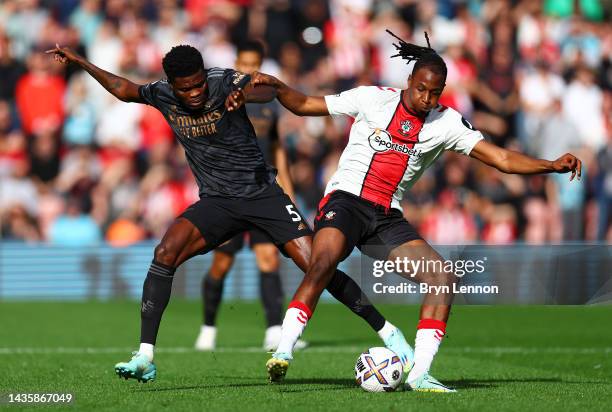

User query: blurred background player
[195,40,307,352]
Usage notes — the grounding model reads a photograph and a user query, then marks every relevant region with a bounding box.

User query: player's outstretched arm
[243,83,277,103]
[46,44,143,103]
[470,140,582,181]
[250,71,329,116]
[225,84,278,111]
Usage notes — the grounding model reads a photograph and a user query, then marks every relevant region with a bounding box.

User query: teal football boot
[114,352,157,383]
[383,327,415,372]
[407,373,456,392]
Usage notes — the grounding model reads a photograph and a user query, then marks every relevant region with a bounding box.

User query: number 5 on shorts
[285,205,302,222]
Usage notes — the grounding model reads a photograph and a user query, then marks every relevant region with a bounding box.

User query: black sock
[203,274,225,327]
[326,269,386,332]
[260,270,283,327]
[140,261,175,344]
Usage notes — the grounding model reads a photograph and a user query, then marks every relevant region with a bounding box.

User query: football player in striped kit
[252,32,581,391]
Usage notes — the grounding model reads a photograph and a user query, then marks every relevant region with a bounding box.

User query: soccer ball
[354,347,403,392]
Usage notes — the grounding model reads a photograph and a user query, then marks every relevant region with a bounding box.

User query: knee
[210,253,234,278]
[154,242,179,267]
[256,248,279,273]
[208,268,229,280]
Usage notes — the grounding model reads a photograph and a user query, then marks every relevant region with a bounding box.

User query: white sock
[201,325,216,333]
[275,305,310,356]
[407,322,445,383]
[376,321,397,342]
[139,343,154,361]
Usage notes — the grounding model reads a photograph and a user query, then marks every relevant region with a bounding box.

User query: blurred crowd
[0,0,610,247]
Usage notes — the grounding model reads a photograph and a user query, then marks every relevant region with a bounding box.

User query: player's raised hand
[552,153,582,181]
[250,71,280,88]
[225,88,246,111]
[45,43,81,65]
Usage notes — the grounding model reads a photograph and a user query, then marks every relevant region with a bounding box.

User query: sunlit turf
[1,301,611,411]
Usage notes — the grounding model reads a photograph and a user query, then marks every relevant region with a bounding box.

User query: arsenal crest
[399,119,412,135]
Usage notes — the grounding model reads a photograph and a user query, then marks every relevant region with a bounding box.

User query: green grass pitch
[1,301,611,411]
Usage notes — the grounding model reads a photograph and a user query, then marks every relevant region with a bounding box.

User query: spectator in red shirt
[15,47,66,135]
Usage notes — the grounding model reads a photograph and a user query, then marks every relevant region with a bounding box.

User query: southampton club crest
[399,119,413,136]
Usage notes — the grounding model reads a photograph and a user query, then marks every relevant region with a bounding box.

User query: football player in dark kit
[47,43,413,382]
[194,41,307,352]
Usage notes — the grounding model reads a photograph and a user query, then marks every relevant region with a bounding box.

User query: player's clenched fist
[552,153,582,181]
[45,44,81,64]
[250,71,281,88]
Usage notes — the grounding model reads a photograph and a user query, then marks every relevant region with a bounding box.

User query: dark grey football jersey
[139,68,277,199]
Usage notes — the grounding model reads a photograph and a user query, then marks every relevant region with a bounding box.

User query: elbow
[117,94,138,103]
[113,84,137,103]
[294,97,316,116]
[497,161,511,174]
[495,153,512,174]
[290,106,308,116]
[113,90,130,102]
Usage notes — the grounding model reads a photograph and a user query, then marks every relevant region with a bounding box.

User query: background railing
[1,242,609,304]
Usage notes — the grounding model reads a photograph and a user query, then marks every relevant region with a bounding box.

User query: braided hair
[387,30,447,80]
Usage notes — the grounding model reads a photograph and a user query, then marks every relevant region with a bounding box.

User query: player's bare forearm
[78,59,141,102]
[244,84,277,103]
[251,72,329,116]
[497,150,554,174]
[470,140,582,180]
[226,85,277,111]
[46,44,142,103]
[276,83,328,116]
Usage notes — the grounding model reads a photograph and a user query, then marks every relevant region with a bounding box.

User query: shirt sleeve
[324,86,367,118]
[221,69,251,95]
[138,80,163,107]
[444,112,485,155]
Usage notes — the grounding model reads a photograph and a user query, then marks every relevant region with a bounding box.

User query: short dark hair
[162,45,204,82]
[237,40,265,59]
[387,30,447,80]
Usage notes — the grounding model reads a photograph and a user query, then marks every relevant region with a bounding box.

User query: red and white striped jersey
[324,86,484,211]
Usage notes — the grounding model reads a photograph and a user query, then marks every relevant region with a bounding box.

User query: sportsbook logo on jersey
[368,129,422,157]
